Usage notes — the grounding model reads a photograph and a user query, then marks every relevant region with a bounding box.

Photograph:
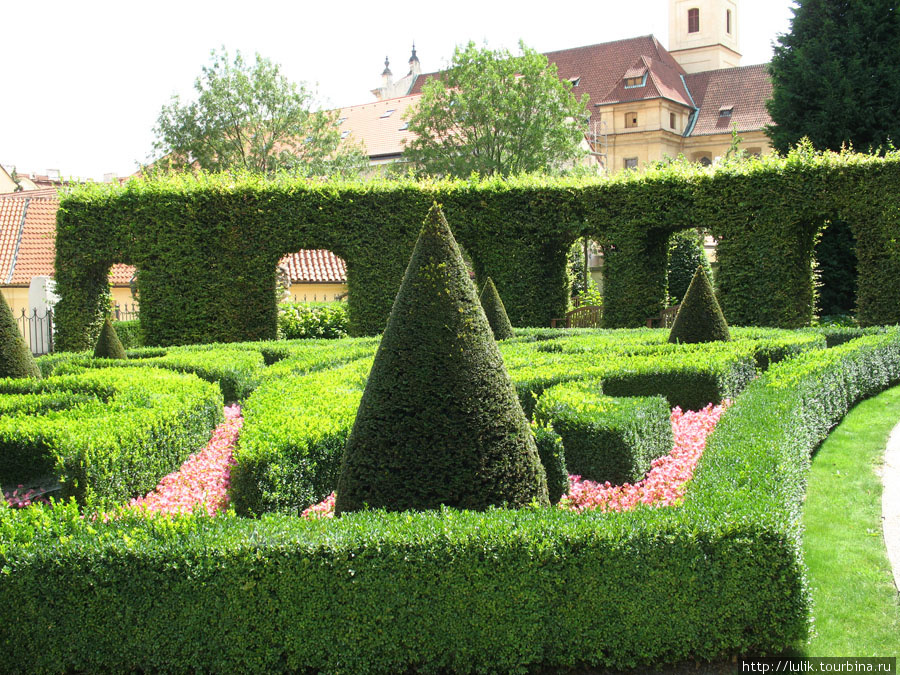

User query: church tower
[668,0,741,74]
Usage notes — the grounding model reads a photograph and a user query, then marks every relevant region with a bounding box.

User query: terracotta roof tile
[684,64,773,136]
[335,95,420,158]
[279,249,347,283]
[0,196,347,287]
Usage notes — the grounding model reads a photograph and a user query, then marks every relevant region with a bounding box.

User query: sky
[2,0,796,181]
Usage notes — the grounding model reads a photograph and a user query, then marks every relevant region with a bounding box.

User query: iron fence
[15,303,140,356]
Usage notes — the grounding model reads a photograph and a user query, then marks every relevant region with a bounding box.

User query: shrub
[668,265,731,344]
[0,367,221,508]
[93,317,127,359]
[668,228,711,305]
[534,380,673,485]
[112,320,143,349]
[0,292,40,379]
[277,302,348,340]
[335,205,548,513]
[479,277,514,340]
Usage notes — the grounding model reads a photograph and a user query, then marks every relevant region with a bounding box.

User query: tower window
[670,112,677,129]
[688,8,700,33]
[727,9,732,34]
[624,157,639,170]
[625,112,638,129]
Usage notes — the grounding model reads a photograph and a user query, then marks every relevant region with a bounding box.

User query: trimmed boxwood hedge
[53,148,900,351]
[0,367,221,508]
[3,330,900,672]
[534,381,673,484]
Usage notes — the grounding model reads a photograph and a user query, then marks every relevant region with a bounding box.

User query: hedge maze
[54,147,900,350]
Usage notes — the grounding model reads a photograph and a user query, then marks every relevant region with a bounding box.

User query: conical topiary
[334,204,548,514]
[0,293,40,379]
[668,265,731,344]
[93,317,127,359]
[479,277,514,340]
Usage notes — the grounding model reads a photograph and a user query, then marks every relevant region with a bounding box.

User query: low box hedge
[2,330,899,672]
[0,367,221,508]
[534,380,672,485]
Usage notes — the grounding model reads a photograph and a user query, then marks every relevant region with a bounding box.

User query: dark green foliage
[0,367,221,508]
[669,266,731,344]
[815,219,857,317]
[277,302,348,339]
[766,0,900,154]
[534,382,672,485]
[52,150,900,352]
[0,292,40,379]
[111,320,143,349]
[93,317,127,359]
[668,229,711,305]
[7,331,900,673]
[335,205,548,513]
[532,423,568,504]
[479,277,514,340]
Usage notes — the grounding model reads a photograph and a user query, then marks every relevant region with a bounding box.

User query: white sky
[1,0,796,181]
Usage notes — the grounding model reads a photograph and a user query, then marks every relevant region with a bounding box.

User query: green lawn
[796,385,900,656]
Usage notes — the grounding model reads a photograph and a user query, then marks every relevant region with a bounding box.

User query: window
[699,156,712,167]
[624,157,639,170]
[726,9,732,34]
[399,122,409,131]
[569,76,581,87]
[670,112,677,129]
[625,112,638,129]
[340,130,350,139]
[688,8,700,33]
[380,109,396,118]
[335,117,347,126]
[624,73,647,88]
[719,106,733,118]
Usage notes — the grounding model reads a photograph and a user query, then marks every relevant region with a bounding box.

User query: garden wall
[54,148,900,349]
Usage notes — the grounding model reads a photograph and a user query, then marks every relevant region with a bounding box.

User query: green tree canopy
[767,0,900,153]
[152,48,367,176]
[403,41,590,177]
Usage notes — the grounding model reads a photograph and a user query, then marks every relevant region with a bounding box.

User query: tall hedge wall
[55,148,900,349]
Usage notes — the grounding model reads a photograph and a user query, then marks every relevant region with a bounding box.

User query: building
[347,0,772,173]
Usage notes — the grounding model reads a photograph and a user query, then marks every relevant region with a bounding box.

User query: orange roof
[335,95,420,159]
[0,196,348,287]
[684,64,773,136]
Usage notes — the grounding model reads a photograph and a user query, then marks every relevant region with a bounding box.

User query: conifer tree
[479,277,514,340]
[335,204,548,514]
[93,317,127,360]
[668,265,731,344]
[0,294,40,378]
[767,0,900,153]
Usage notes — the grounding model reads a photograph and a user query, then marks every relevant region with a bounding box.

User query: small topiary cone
[668,265,731,344]
[93,317,128,359]
[0,293,40,379]
[335,204,548,514]
[479,277,514,340]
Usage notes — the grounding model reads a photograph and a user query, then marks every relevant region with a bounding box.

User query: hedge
[112,319,143,349]
[4,330,900,672]
[534,380,672,484]
[53,148,900,351]
[0,367,221,508]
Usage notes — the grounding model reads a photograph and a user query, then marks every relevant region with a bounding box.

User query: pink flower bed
[127,404,242,516]
[560,401,729,512]
[301,401,730,518]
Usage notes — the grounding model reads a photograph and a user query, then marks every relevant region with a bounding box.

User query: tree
[403,41,589,177]
[93,317,127,360]
[668,266,731,344]
[335,204,548,514]
[766,0,900,154]
[152,48,367,176]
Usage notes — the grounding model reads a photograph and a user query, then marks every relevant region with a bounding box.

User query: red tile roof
[596,54,693,107]
[684,64,773,136]
[336,95,420,158]
[0,196,348,286]
[279,249,347,283]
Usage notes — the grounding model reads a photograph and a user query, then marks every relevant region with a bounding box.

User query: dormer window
[399,122,409,131]
[719,106,733,118]
[688,8,700,33]
[624,73,647,88]
[380,109,396,118]
[340,130,351,139]
[569,76,581,87]
[335,117,347,125]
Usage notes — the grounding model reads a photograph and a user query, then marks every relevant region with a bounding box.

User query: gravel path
[882,420,900,593]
